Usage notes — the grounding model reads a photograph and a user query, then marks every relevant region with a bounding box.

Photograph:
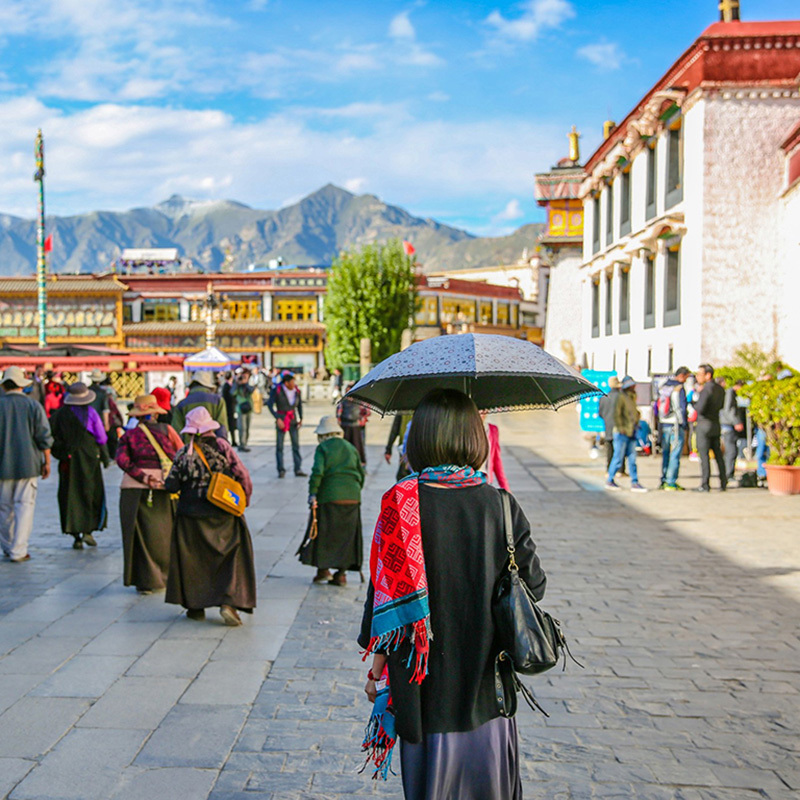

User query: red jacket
[486,423,509,491]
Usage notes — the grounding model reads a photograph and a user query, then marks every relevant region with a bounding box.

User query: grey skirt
[400,716,522,800]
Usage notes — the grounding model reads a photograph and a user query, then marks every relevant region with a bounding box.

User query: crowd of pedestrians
[600,363,772,493]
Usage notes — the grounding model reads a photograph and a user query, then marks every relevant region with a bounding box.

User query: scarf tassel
[365,618,431,685]
[361,715,396,780]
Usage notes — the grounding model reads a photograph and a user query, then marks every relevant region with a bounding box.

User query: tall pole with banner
[33,129,47,349]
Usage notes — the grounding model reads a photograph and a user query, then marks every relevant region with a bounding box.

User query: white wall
[542,248,583,365]
[700,94,800,364]
[780,182,800,369]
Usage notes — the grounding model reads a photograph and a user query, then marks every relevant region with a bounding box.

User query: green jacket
[309,437,365,504]
[614,389,640,437]
[172,389,229,441]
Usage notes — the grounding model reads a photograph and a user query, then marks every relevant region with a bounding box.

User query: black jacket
[266,384,302,426]
[359,484,546,742]
[694,381,725,436]
[598,388,620,438]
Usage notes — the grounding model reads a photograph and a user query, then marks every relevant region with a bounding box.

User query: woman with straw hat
[297,415,364,586]
[50,382,109,550]
[164,406,256,626]
[116,395,183,594]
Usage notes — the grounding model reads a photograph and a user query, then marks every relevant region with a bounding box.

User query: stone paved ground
[0,403,799,800]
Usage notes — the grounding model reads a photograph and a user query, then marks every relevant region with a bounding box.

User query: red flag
[402,240,415,256]
[44,234,53,253]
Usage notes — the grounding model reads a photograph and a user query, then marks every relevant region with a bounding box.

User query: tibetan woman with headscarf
[164,406,256,627]
[358,389,546,799]
[50,382,109,550]
[116,394,183,594]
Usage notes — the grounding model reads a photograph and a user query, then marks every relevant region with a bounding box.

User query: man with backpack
[657,367,690,491]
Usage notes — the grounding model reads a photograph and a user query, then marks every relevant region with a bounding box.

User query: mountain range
[0,184,544,276]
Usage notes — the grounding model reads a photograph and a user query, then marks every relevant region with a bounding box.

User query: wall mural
[0,298,117,339]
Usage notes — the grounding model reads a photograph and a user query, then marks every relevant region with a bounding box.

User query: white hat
[314,415,341,436]
[90,369,106,383]
[190,371,216,390]
[1,366,32,388]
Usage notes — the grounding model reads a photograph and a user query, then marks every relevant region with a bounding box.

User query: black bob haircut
[405,388,489,473]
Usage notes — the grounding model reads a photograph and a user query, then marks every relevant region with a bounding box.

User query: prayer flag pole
[33,129,47,349]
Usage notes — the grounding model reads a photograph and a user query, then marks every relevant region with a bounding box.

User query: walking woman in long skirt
[116,394,183,593]
[359,389,546,799]
[164,406,256,626]
[50,382,109,550]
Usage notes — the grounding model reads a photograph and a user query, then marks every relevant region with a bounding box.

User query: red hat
[152,387,172,412]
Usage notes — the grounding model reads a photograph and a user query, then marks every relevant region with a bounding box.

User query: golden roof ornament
[719,0,740,22]
[568,126,580,164]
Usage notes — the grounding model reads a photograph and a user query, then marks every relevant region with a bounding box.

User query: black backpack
[739,471,759,488]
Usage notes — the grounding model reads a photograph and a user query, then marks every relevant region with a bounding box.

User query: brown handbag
[193,443,247,517]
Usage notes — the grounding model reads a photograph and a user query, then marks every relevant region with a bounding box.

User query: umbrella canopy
[344,333,599,415]
[183,346,235,372]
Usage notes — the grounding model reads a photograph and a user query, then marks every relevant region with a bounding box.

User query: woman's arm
[508,494,547,601]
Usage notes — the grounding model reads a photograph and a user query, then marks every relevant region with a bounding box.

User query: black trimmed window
[605,183,614,246]
[605,273,613,336]
[644,254,656,329]
[592,194,601,254]
[591,279,600,338]
[646,143,657,220]
[619,266,630,334]
[664,246,681,327]
[620,169,632,236]
[666,122,683,208]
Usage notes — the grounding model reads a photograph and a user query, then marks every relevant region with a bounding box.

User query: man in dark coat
[220,372,237,447]
[172,371,229,442]
[693,364,727,492]
[267,371,305,478]
[598,376,622,473]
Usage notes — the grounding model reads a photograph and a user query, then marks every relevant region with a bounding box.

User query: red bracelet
[367,669,377,681]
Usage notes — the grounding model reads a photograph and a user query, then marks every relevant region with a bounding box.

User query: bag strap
[193,440,212,474]
[499,490,518,572]
[139,424,172,471]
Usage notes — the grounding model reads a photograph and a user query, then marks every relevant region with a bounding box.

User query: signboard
[268,334,319,350]
[0,298,117,339]
[579,369,615,433]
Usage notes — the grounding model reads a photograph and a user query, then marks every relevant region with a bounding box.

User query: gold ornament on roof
[568,126,581,163]
[719,0,740,23]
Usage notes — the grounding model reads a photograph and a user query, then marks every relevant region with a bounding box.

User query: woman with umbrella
[164,406,256,626]
[116,394,183,594]
[349,334,594,797]
[297,415,365,586]
[359,388,546,797]
[50,382,109,550]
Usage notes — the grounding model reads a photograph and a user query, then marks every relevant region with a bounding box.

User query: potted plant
[744,374,800,495]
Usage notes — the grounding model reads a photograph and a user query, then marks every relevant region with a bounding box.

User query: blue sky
[0,0,797,235]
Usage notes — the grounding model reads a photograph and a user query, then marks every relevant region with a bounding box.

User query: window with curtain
[605,273,613,335]
[605,184,614,246]
[666,122,683,208]
[646,143,657,220]
[619,267,630,334]
[620,169,632,236]
[664,246,681,327]
[591,280,600,338]
[644,254,656,329]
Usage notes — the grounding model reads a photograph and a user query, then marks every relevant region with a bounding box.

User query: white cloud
[486,0,574,43]
[0,97,565,227]
[344,177,368,193]
[427,91,450,102]
[389,11,415,40]
[576,42,625,71]
[494,199,524,221]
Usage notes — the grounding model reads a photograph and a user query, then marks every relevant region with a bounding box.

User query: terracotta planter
[764,464,800,496]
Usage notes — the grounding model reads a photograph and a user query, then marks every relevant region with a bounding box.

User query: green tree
[324,239,418,370]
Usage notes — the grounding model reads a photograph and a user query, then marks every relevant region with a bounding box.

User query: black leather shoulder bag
[492,490,582,718]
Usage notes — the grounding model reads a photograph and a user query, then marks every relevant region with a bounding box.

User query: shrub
[742,376,800,466]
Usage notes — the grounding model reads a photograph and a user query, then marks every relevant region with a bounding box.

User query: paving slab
[29,654,135,698]
[109,767,217,800]
[0,698,90,759]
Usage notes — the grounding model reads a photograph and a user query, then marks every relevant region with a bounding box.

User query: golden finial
[568,126,580,164]
[603,120,617,140]
[719,0,740,22]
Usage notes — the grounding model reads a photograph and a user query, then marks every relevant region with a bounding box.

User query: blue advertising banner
[579,370,616,433]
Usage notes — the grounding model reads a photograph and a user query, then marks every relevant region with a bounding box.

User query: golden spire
[568,125,580,164]
[719,0,740,22]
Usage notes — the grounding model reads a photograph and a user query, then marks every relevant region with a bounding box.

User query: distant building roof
[0,276,127,294]
[120,248,180,261]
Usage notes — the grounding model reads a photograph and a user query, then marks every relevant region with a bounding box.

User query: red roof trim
[781,120,800,153]
[585,20,800,172]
